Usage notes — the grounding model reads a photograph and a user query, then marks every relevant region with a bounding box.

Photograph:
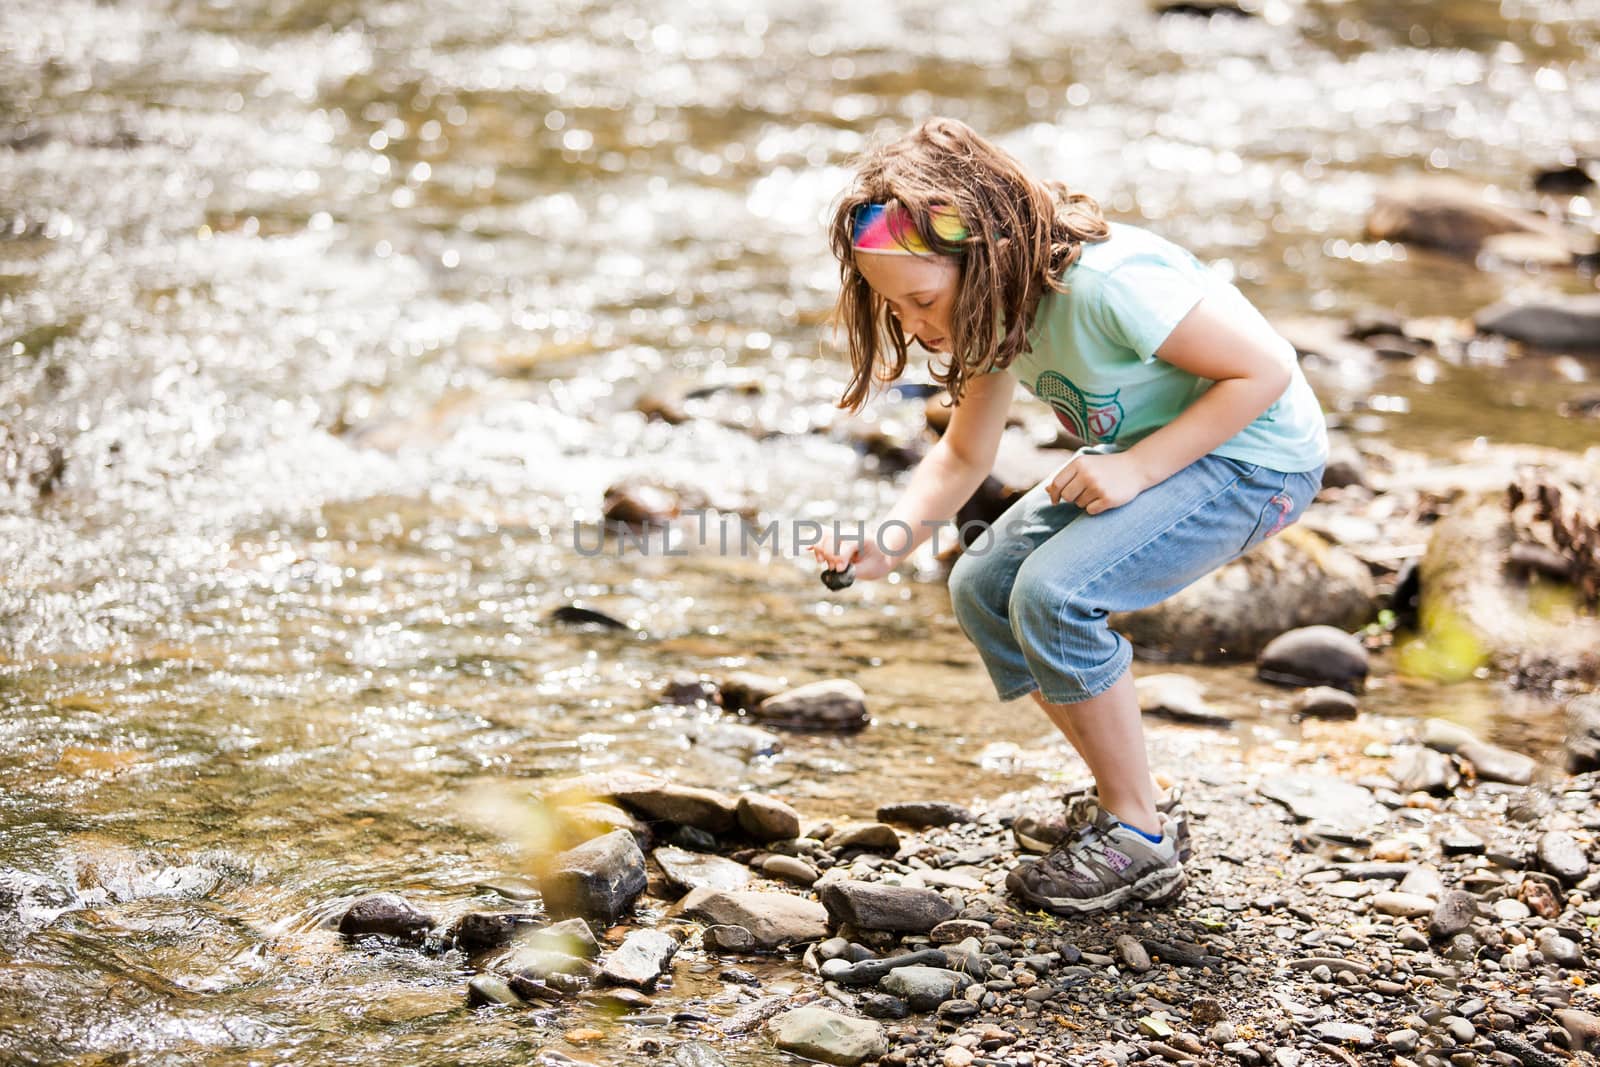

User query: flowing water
[2,0,1598,1062]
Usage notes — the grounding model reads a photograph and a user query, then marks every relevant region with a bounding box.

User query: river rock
[828,823,900,854]
[653,846,752,894]
[541,917,601,958]
[559,800,653,851]
[879,966,973,1011]
[1394,746,1459,795]
[1371,891,1436,918]
[1257,626,1369,691]
[602,483,680,528]
[338,893,434,943]
[768,1006,887,1066]
[1115,934,1152,972]
[1566,693,1600,772]
[467,974,526,1008]
[876,802,974,828]
[736,794,801,842]
[1135,673,1233,726]
[1399,865,1446,899]
[600,928,683,989]
[540,829,648,923]
[1259,775,1383,831]
[1365,175,1579,258]
[1293,686,1359,719]
[1477,295,1600,350]
[450,912,544,956]
[1537,830,1590,884]
[1314,1022,1375,1047]
[662,673,719,705]
[1112,530,1377,661]
[753,680,870,732]
[1555,1009,1600,1052]
[716,672,788,713]
[818,881,957,933]
[701,925,756,953]
[760,855,818,886]
[1457,738,1536,785]
[608,782,738,834]
[675,888,829,949]
[1429,890,1480,941]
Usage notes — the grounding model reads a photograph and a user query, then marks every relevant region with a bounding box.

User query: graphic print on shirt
[1034,370,1125,444]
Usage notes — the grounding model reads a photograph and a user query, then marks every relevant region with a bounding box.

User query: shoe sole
[1006,863,1187,917]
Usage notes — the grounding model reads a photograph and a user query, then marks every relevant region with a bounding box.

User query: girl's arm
[1049,295,1292,514]
[817,368,1014,577]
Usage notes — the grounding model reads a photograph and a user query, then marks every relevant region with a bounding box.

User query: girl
[813,118,1327,915]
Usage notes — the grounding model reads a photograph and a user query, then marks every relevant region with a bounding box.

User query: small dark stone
[876,802,975,829]
[549,604,632,630]
[859,993,911,1019]
[1429,890,1480,942]
[820,564,855,591]
[338,893,434,943]
[450,912,543,956]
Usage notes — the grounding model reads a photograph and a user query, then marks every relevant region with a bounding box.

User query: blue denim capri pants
[948,453,1325,705]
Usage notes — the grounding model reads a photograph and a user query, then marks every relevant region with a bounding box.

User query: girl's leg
[1027,674,1158,834]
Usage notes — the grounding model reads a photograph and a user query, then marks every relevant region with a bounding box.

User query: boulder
[539,829,648,924]
[768,1006,888,1066]
[818,880,958,933]
[753,680,870,732]
[600,928,684,989]
[1258,625,1369,691]
[675,888,829,949]
[652,846,752,895]
[1114,529,1378,662]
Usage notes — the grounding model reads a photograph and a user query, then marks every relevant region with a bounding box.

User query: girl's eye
[914,298,934,309]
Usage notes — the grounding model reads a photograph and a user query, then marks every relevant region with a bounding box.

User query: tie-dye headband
[850,202,968,256]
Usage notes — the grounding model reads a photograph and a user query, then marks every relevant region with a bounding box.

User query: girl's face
[856,253,959,354]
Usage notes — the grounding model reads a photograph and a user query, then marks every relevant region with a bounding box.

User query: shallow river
[2,0,1598,1062]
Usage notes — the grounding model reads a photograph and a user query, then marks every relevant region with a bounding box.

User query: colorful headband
[850,202,967,256]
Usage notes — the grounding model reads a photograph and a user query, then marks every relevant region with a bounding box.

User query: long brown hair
[828,117,1109,411]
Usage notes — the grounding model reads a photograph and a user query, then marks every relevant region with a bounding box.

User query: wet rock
[542,917,601,958]
[818,881,957,933]
[1293,686,1359,720]
[1394,747,1459,795]
[1114,531,1378,662]
[338,893,434,943]
[602,483,680,528]
[1477,295,1600,350]
[669,1041,730,1067]
[759,855,818,886]
[1259,775,1383,831]
[558,800,653,851]
[494,937,599,987]
[929,919,989,945]
[879,966,973,1011]
[450,912,544,956]
[753,680,870,732]
[540,829,649,924]
[1365,175,1580,258]
[467,974,526,1008]
[876,802,974,829]
[736,795,801,842]
[716,672,788,713]
[1257,626,1369,692]
[600,928,684,989]
[675,888,829,949]
[652,847,751,895]
[1493,897,1531,921]
[768,1006,887,1066]
[1537,830,1590,884]
[823,948,950,987]
[701,925,756,954]
[1566,693,1600,772]
[1439,831,1485,857]
[858,993,911,1019]
[1136,673,1233,727]
[1387,1028,1421,1054]
[827,823,900,854]
[1429,890,1480,941]
[609,783,738,835]
[1537,928,1583,967]
[662,673,719,706]
[550,604,632,631]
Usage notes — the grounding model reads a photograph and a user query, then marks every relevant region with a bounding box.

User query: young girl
[813,118,1327,915]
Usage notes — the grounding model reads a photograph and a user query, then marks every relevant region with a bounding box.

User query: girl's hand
[813,526,897,582]
[1047,452,1152,515]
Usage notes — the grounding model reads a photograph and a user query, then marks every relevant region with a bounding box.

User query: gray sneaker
[1013,783,1191,862]
[1006,805,1186,916]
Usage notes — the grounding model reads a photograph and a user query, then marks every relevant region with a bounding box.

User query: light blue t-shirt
[1000,222,1328,474]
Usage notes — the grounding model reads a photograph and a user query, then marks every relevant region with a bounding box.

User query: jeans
[948,454,1325,704]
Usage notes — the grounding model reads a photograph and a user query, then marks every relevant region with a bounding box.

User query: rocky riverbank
[331,674,1600,1067]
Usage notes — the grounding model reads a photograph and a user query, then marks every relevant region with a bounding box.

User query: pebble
[1115,935,1153,973]
[1387,1028,1421,1054]
[1492,898,1532,921]
[1314,1022,1375,1047]
[1373,891,1437,917]
[1429,891,1479,941]
[1536,831,1591,884]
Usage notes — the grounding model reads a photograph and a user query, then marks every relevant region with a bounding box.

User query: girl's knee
[948,547,1008,620]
